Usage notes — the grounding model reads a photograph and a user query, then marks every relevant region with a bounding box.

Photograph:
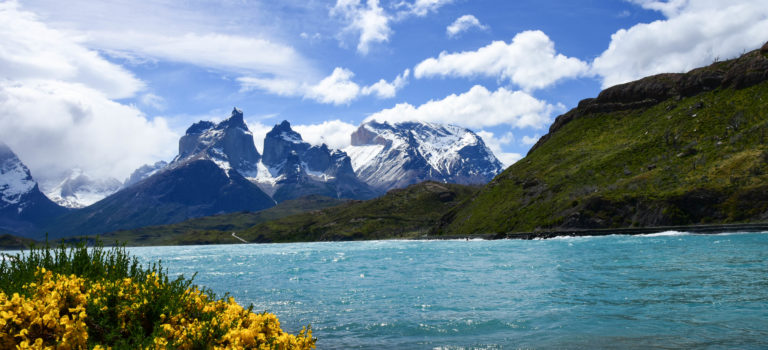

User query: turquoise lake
[128,232,768,349]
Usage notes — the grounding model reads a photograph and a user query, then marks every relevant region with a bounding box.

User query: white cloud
[361,69,410,98]
[446,15,488,38]
[140,93,166,111]
[521,134,540,146]
[0,1,143,99]
[92,31,318,83]
[307,68,362,105]
[244,120,274,154]
[332,0,454,54]
[396,0,454,17]
[332,0,392,55]
[366,85,561,129]
[476,130,520,167]
[414,30,590,91]
[240,67,408,104]
[628,0,688,17]
[294,120,359,150]
[0,1,177,183]
[0,80,178,183]
[593,0,768,88]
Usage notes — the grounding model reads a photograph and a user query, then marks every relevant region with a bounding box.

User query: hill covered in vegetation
[439,44,768,235]
[238,181,479,242]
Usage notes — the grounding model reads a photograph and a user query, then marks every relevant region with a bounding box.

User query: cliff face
[441,44,768,235]
[531,48,768,155]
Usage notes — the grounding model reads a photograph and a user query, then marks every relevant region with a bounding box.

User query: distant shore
[426,223,768,241]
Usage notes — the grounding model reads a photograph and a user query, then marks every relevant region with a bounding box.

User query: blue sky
[1,0,767,184]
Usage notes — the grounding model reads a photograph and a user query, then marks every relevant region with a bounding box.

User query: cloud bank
[0,2,177,182]
[593,0,768,88]
[365,85,561,129]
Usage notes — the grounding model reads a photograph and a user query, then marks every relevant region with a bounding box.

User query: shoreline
[426,222,768,241]
[4,223,768,250]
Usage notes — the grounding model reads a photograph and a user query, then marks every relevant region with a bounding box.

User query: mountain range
[0,108,503,238]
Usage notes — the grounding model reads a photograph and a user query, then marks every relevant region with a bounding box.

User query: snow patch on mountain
[42,169,122,208]
[345,120,504,190]
[343,144,385,171]
[0,148,36,206]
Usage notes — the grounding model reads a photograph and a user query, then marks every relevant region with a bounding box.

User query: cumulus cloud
[332,0,392,55]
[240,67,408,104]
[332,0,454,54]
[521,134,540,146]
[361,69,410,98]
[293,120,359,150]
[446,15,488,38]
[0,2,178,183]
[243,120,274,154]
[365,85,561,129]
[593,0,768,88]
[414,30,590,91]
[307,68,362,105]
[476,130,521,167]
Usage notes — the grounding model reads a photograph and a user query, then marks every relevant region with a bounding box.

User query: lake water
[128,232,768,349]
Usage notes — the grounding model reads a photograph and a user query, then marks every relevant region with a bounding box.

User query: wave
[637,230,691,237]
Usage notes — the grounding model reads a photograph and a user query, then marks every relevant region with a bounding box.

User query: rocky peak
[216,107,247,131]
[262,120,310,167]
[174,108,260,176]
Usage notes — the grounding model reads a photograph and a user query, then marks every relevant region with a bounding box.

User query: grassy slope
[97,195,346,246]
[240,182,479,242]
[442,50,768,235]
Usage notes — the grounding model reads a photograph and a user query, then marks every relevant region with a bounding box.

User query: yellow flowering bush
[0,243,315,349]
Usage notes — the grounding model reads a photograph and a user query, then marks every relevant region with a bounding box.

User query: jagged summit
[262,120,309,167]
[254,120,378,202]
[173,108,260,176]
[217,107,247,130]
[344,120,504,191]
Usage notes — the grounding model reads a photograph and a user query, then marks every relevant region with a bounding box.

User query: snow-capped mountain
[0,142,67,237]
[42,169,122,208]
[171,107,260,176]
[46,108,275,237]
[344,121,504,191]
[123,161,168,188]
[255,121,378,202]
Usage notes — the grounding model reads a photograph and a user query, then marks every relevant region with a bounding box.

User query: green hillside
[440,46,768,235]
[239,182,479,242]
[97,195,346,246]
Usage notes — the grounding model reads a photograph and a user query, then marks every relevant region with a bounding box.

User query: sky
[1,0,767,185]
